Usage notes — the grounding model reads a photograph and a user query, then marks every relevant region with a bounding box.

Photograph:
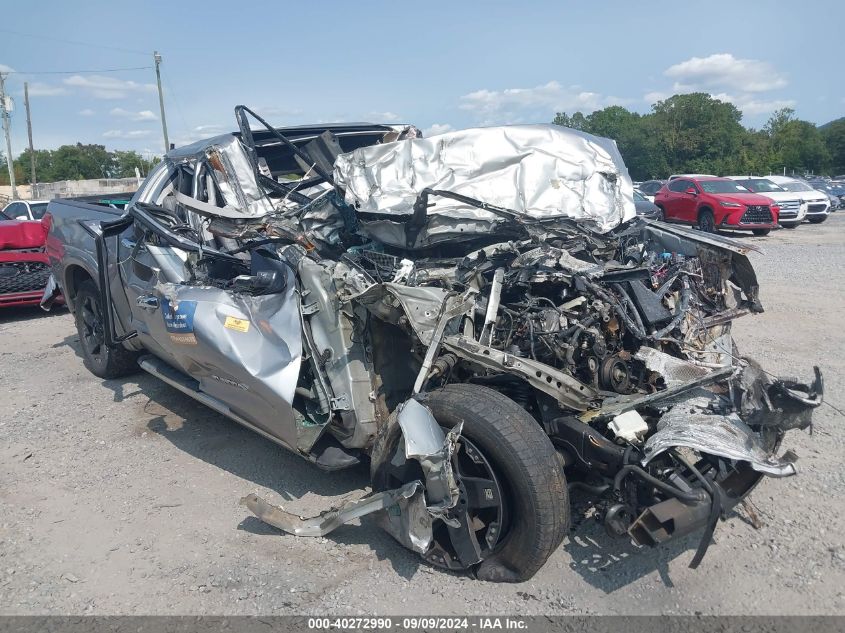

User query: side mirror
[685,187,698,196]
[231,270,285,295]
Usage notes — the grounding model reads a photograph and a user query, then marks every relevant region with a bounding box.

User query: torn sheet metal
[642,397,797,477]
[334,125,636,245]
[167,134,276,219]
[735,360,823,431]
[242,399,462,545]
[379,484,433,554]
[241,481,422,537]
[635,346,712,388]
[396,399,462,520]
[352,283,459,346]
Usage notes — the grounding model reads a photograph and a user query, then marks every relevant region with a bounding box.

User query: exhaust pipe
[628,496,710,547]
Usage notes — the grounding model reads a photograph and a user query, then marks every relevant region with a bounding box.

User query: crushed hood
[0,220,47,250]
[333,124,636,235]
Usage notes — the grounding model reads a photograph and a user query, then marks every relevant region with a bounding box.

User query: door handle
[136,295,159,310]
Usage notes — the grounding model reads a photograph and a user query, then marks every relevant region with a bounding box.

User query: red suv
[654,176,780,235]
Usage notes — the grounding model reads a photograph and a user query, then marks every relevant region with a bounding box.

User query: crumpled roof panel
[334,124,636,234]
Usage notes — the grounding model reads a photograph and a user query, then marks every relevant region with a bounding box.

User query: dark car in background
[636,179,666,201]
[633,190,660,218]
[808,181,844,211]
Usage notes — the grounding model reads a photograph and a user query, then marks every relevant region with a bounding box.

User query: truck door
[116,169,303,449]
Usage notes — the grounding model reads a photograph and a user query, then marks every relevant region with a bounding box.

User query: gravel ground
[1,216,844,615]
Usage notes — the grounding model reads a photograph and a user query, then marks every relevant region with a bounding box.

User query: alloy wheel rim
[80,294,107,365]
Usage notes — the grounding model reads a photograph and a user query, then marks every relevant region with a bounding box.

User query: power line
[160,65,192,143]
[0,28,149,56]
[5,66,153,75]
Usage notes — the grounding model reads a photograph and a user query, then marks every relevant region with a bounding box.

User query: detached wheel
[697,210,715,233]
[371,384,569,583]
[74,280,139,379]
[752,228,771,236]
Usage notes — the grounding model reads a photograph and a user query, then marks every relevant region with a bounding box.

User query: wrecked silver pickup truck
[42,107,822,582]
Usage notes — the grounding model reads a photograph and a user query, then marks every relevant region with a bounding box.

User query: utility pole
[153,51,169,153]
[0,71,18,200]
[24,82,35,185]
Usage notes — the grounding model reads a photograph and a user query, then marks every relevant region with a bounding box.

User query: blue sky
[1,0,842,159]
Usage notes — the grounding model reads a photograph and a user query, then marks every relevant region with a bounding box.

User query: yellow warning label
[224,316,250,333]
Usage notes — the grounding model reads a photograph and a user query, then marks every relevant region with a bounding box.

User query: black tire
[74,280,139,379]
[752,228,771,236]
[371,384,569,583]
[697,209,715,233]
[655,206,665,222]
[808,216,827,224]
[781,223,798,229]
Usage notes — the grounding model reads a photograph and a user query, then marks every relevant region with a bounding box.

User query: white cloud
[26,82,67,97]
[664,53,787,93]
[424,123,453,136]
[366,111,401,122]
[110,107,157,121]
[645,54,795,121]
[710,93,797,116]
[172,124,229,147]
[458,81,626,125]
[78,108,96,116]
[193,124,227,135]
[64,75,157,100]
[256,106,303,119]
[103,129,152,139]
[643,91,671,104]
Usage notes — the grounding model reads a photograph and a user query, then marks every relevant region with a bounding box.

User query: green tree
[649,93,746,175]
[48,143,115,180]
[552,111,588,131]
[766,110,830,175]
[763,107,796,137]
[735,129,777,176]
[821,118,845,175]
[0,151,25,186]
[112,150,157,178]
[12,149,54,184]
[584,106,667,180]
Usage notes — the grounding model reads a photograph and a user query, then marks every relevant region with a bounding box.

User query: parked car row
[0,195,133,309]
[634,175,834,236]
[807,179,845,211]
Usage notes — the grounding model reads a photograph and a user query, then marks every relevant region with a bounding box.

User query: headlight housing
[720,201,742,208]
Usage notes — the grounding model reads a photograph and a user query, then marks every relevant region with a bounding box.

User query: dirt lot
[2,216,844,615]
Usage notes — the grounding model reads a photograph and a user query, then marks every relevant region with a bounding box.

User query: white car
[765,176,830,224]
[0,199,51,221]
[724,176,806,228]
